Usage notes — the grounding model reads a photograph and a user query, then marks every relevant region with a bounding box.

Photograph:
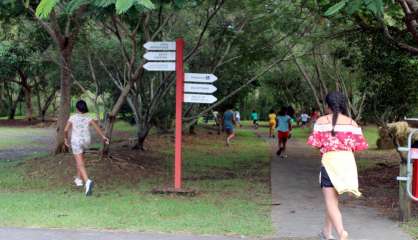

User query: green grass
[113,121,136,133]
[0,128,273,237]
[0,127,51,150]
[403,219,418,239]
[291,127,311,141]
[363,126,379,149]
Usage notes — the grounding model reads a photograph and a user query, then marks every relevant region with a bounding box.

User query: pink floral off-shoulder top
[307,123,368,155]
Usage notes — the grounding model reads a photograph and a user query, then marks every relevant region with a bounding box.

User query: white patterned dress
[69,114,93,154]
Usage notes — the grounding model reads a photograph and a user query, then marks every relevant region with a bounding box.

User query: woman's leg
[322,187,348,240]
[323,211,334,238]
[74,154,88,182]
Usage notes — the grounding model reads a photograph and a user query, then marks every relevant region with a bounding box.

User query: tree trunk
[23,86,33,121]
[55,49,72,154]
[8,89,24,120]
[40,90,56,122]
[100,80,134,157]
[101,113,116,156]
[135,125,151,151]
[17,70,33,121]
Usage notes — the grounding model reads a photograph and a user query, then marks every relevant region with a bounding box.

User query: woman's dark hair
[76,100,89,113]
[269,109,275,114]
[278,107,287,116]
[325,91,348,136]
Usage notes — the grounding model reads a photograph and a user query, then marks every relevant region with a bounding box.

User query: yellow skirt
[269,120,276,129]
[321,151,361,197]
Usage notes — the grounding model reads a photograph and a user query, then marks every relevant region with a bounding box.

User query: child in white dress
[64,100,109,196]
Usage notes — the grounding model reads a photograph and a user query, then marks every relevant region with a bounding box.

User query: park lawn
[0,127,51,150]
[0,127,274,237]
[404,219,418,239]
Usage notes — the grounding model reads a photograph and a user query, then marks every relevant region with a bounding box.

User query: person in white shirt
[300,112,310,128]
[64,100,109,196]
[235,110,242,127]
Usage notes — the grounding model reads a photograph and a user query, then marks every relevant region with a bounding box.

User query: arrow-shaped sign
[144,52,176,61]
[143,42,176,51]
[144,62,175,71]
[185,73,218,83]
[184,94,217,104]
[184,83,217,94]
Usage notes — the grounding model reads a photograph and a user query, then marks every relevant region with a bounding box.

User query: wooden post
[399,159,411,222]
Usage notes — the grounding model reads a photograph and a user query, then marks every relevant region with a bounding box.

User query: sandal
[319,232,336,240]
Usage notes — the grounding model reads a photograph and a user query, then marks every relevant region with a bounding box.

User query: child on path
[300,112,310,128]
[251,110,259,129]
[307,91,368,240]
[64,100,109,196]
[276,107,292,157]
[223,107,237,146]
[268,109,277,138]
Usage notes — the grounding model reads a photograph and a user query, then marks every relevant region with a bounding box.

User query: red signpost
[412,148,418,199]
[174,38,185,189]
[144,38,217,191]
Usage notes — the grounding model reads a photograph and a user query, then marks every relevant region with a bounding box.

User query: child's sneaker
[74,177,83,187]
[85,179,94,196]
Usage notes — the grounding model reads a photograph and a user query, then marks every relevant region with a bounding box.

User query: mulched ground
[25,135,171,188]
[358,163,418,220]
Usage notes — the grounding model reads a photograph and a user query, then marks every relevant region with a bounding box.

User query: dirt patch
[357,164,418,219]
[24,135,170,188]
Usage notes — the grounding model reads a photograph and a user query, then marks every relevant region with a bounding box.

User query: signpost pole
[174,38,184,190]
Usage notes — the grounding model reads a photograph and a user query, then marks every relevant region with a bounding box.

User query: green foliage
[115,0,136,14]
[324,0,385,17]
[35,0,155,17]
[65,0,90,14]
[92,0,115,7]
[324,0,348,16]
[35,0,59,18]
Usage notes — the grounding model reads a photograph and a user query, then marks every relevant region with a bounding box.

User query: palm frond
[92,0,116,8]
[35,0,60,18]
[65,0,90,14]
[115,0,135,14]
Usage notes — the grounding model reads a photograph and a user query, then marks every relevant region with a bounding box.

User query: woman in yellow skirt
[307,92,368,240]
[268,109,277,138]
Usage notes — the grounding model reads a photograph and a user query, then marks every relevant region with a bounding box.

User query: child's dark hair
[278,107,287,116]
[325,91,348,136]
[76,100,89,113]
[269,109,275,114]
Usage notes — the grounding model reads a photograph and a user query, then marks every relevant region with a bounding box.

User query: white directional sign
[185,73,218,83]
[184,94,217,104]
[144,62,175,71]
[144,52,176,61]
[143,42,176,51]
[184,83,217,94]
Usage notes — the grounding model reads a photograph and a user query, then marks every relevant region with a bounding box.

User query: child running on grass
[223,107,237,146]
[64,100,109,196]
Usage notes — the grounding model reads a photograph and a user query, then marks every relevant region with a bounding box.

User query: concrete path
[0,228,244,240]
[270,138,413,240]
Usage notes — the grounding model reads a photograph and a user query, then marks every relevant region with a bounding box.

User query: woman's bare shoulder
[316,115,331,124]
